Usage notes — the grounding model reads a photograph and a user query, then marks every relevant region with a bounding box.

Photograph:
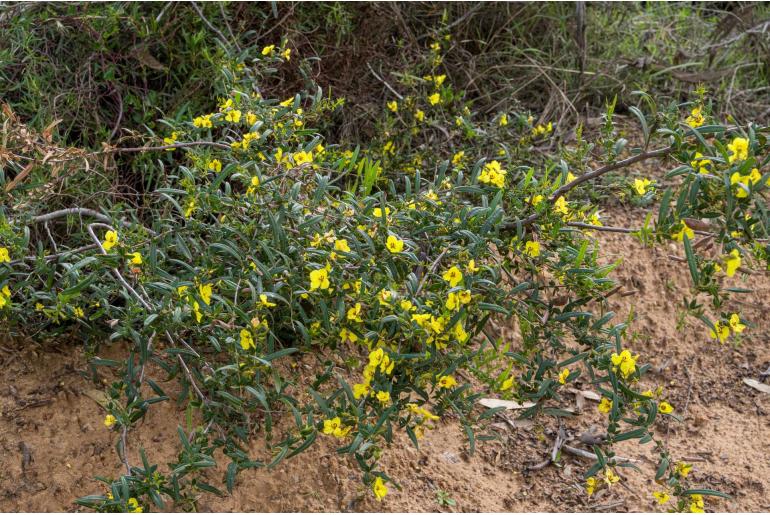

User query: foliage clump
[1,6,769,514]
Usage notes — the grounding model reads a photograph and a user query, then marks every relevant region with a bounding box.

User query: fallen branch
[562,444,639,463]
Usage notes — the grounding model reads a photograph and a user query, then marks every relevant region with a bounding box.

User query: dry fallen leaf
[567,387,601,401]
[478,398,536,410]
[743,378,770,395]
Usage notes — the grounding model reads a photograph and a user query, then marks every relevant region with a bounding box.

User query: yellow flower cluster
[730,167,764,198]
[690,152,711,174]
[685,106,705,128]
[322,416,352,438]
[710,312,745,343]
[478,160,507,188]
[727,136,749,163]
[531,122,553,137]
[352,348,396,400]
[585,467,620,497]
[610,349,638,378]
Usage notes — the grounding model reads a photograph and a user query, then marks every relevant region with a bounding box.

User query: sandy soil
[2,184,770,512]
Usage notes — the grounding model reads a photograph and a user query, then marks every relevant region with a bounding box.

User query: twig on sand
[563,444,639,463]
[527,424,567,471]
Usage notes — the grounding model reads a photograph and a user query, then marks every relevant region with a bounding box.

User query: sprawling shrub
[2,32,769,515]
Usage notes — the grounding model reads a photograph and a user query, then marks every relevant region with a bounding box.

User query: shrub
[2,31,768,515]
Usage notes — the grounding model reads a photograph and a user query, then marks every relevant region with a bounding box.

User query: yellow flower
[339,327,358,344]
[731,172,751,198]
[383,140,395,154]
[240,329,255,350]
[163,131,178,146]
[727,137,749,163]
[710,320,730,343]
[224,109,242,123]
[247,175,260,194]
[353,383,371,399]
[437,375,457,389]
[376,390,391,404]
[387,100,398,113]
[724,248,741,277]
[598,397,612,414]
[373,476,388,501]
[261,44,275,56]
[690,494,705,513]
[309,268,330,291]
[500,377,514,391]
[554,196,569,216]
[207,159,222,172]
[442,266,463,287]
[378,289,392,306]
[293,150,313,165]
[0,247,9,263]
[653,491,670,505]
[198,283,213,305]
[603,467,620,485]
[334,239,351,253]
[445,291,459,311]
[524,240,540,258]
[415,109,425,122]
[428,92,440,105]
[528,194,544,206]
[373,207,391,219]
[129,252,142,265]
[281,48,291,60]
[458,290,472,305]
[102,230,118,251]
[184,198,196,218]
[193,114,213,128]
[104,414,117,427]
[676,462,693,478]
[454,322,469,343]
[322,417,351,438]
[127,498,143,513]
[690,152,711,174]
[658,401,674,414]
[466,259,479,273]
[347,303,363,322]
[557,368,570,385]
[729,313,745,334]
[610,349,638,378]
[633,178,652,196]
[685,106,705,128]
[73,306,84,318]
[259,294,276,308]
[672,222,695,242]
[585,477,597,497]
[386,235,404,253]
[192,301,202,323]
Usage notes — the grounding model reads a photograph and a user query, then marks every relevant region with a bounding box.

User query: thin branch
[504,146,675,229]
[565,221,713,237]
[101,141,231,153]
[366,62,404,100]
[189,1,237,51]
